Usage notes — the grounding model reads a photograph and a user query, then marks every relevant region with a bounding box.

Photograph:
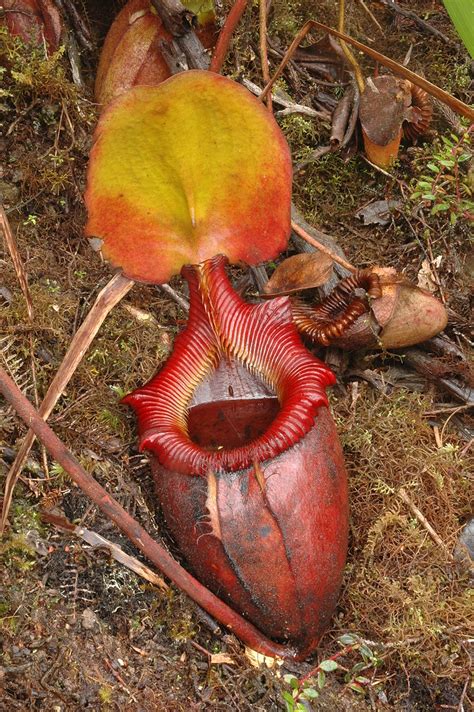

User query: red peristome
[2,0,62,53]
[123,255,335,475]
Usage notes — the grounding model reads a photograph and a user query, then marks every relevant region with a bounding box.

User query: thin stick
[42,511,169,591]
[1,204,33,321]
[291,220,357,274]
[398,487,452,558]
[259,0,272,111]
[0,205,50,488]
[0,365,298,661]
[0,273,134,534]
[210,0,249,73]
[259,20,474,120]
[159,283,190,311]
[338,0,365,92]
[356,0,384,33]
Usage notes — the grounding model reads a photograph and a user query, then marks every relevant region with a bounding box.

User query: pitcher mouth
[123,255,335,475]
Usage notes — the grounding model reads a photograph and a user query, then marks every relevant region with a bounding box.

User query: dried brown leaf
[262,252,334,297]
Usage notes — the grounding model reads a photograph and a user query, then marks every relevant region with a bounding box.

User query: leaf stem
[338,0,365,93]
[210,0,249,73]
[291,220,357,274]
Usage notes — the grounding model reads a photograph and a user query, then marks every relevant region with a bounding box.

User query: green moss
[0,498,44,573]
[98,686,113,704]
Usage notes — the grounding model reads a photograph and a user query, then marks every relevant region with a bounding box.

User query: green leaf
[319,659,339,672]
[427,163,440,172]
[282,690,295,709]
[283,674,298,688]
[338,633,357,645]
[438,159,455,168]
[348,682,366,694]
[317,670,326,689]
[182,0,215,26]
[302,687,319,699]
[422,194,437,201]
[431,202,450,215]
[86,71,292,283]
[359,644,374,661]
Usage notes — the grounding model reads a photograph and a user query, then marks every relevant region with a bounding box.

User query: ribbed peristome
[123,255,335,475]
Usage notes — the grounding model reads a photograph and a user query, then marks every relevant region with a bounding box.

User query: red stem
[0,365,298,660]
[209,0,248,73]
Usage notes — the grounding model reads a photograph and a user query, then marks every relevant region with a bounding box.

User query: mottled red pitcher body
[124,256,348,657]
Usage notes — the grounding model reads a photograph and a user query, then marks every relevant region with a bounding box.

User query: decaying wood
[401,349,474,404]
[150,0,209,70]
[55,0,94,51]
[330,86,354,146]
[0,365,298,661]
[0,273,134,533]
[150,0,196,36]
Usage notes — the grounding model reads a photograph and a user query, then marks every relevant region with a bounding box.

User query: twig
[241,78,330,120]
[290,205,351,290]
[210,0,249,73]
[159,283,190,311]
[294,145,333,171]
[356,0,384,33]
[258,20,474,120]
[64,29,84,88]
[440,406,470,444]
[291,220,356,274]
[380,0,453,45]
[338,0,365,92]
[259,0,272,111]
[0,365,299,661]
[0,206,49,484]
[292,644,355,705]
[398,487,452,558]
[103,657,137,702]
[42,511,169,591]
[457,677,470,712]
[0,273,134,534]
[1,205,33,321]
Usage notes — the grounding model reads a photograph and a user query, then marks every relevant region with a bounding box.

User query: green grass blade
[443,0,474,58]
